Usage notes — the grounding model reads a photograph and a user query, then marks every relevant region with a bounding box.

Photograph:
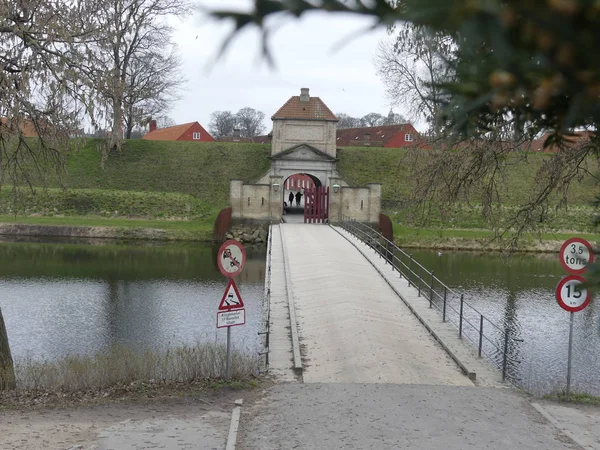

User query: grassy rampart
[62,139,272,206]
[337,146,600,233]
[0,140,597,244]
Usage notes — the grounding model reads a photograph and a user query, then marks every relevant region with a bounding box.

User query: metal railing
[338,216,523,385]
[258,225,273,372]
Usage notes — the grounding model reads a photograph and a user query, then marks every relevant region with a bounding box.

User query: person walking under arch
[288,191,294,207]
[295,191,302,207]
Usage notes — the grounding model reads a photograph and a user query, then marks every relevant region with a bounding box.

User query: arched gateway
[230,88,381,224]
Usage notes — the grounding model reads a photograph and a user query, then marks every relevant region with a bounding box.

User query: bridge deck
[269,223,472,385]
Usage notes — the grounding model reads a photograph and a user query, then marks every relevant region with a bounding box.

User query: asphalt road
[238,383,581,450]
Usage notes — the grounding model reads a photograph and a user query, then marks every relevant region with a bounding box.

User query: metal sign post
[556,275,591,400]
[216,240,247,381]
[226,327,232,380]
[557,238,594,401]
[217,280,246,380]
[566,312,574,401]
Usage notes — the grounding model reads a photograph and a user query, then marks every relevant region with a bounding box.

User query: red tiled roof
[272,96,337,121]
[336,124,410,147]
[142,122,194,141]
[530,131,594,152]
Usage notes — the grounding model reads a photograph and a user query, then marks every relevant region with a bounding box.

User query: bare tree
[89,0,189,155]
[209,111,236,138]
[384,110,406,125]
[337,111,405,128]
[0,0,108,390]
[235,107,265,138]
[156,116,176,129]
[123,47,185,139]
[336,113,362,129]
[361,112,385,127]
[376,24,453,136]
[0,307,14,389]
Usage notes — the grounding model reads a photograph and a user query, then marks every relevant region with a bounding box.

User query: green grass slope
[337,146,599,232]
[62,139,272,207]
[337,146,598,206]
[2,140,598,237]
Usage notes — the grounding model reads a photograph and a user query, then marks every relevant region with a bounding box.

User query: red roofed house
[142,120,214,142]
[530,131,594,152]
[1,117,39,137]
[336,123,422,148]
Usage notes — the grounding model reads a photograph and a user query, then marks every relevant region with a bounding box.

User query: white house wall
[272,120,337,157]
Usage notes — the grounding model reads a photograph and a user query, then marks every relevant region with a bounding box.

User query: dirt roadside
[0,380,267,450]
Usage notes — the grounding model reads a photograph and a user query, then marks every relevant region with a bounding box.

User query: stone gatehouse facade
[230,88,381,224]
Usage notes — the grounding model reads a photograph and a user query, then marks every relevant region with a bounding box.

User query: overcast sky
[168,0,400,133]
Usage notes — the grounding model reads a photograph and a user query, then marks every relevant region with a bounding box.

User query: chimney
[233,128,241,141]
[300,87,310,102]
[363,132,371,146]
[149,119,157,132]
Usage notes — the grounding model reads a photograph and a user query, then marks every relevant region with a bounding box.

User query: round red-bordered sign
[217,240,246,278]
[556,275,591,313]
[559,237,594,275]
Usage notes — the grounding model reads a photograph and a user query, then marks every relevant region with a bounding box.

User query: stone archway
[283,173,322,221]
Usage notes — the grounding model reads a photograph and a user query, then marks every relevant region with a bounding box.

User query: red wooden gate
[304,186,329,223]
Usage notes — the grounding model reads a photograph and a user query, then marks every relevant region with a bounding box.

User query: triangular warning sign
[218,279,244,311]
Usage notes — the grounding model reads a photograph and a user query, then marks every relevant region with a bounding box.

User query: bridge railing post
[442,287,447,322]
[502,328,509,382]
[478,315,484,358]
[417,265,422,297]
[429,271,434,308]
[458,294,464,338]
[408,255,413,287]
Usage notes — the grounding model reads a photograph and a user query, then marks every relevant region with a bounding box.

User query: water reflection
[410,249,600,395]
[0,241,266,363]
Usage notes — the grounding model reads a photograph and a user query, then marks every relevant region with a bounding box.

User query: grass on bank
[544,391,600,405]
[0,214,217,241]
[0,214,215,232]
[2,343,258,393]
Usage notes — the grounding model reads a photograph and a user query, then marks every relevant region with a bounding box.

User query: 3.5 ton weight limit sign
[217,240,246,278]
[556,275,591,313]
[559,237,594,275]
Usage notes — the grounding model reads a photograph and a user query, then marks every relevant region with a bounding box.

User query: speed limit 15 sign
[556,275,591,313]
[559,238,594,275]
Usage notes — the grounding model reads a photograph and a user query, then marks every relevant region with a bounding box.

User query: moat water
[0,239,597,395]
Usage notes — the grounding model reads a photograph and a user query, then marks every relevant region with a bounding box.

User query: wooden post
[0,307,15,390]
